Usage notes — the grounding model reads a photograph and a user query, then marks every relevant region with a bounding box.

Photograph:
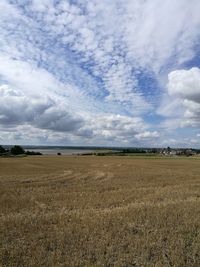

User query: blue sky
[0,0,200,147]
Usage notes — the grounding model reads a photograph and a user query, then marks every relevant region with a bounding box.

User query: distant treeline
[122,148,147,153]
[0,145,42,156]
[95,149,149,156]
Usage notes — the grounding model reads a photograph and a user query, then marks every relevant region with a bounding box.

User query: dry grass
[0,156,200,267]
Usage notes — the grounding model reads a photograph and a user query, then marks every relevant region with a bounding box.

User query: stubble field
[0,156,200,266]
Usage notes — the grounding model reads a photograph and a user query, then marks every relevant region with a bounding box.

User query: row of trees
[0,145,42,156]
[0,145,24,155]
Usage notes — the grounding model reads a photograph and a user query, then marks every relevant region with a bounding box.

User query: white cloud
[164,68,200,128]
[25,0,200,113]
[0,55,61,95]
[0,84,84,132]
[48,0,200,69]
[168,68,200,102]
[92,114,146,141]
[135,131,159,140]
[0,54,103,114]
[157,67,200,139]
[0,84,157,145]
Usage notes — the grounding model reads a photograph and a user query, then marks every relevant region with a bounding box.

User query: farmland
[1,156,200,266]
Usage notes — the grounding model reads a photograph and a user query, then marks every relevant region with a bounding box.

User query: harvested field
[0,156,200,266]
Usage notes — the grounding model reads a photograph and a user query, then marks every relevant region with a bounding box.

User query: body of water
[26,148,95,155]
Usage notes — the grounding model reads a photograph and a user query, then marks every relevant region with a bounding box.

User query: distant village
[122,147,200,157]
[159,147,200,157]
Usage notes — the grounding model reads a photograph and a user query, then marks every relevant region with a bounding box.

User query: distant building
[161,147,197,156]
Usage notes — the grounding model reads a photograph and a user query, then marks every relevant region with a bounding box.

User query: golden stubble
[0,156,200,266]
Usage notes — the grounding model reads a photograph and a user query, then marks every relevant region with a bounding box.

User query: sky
[0,0,200,147]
